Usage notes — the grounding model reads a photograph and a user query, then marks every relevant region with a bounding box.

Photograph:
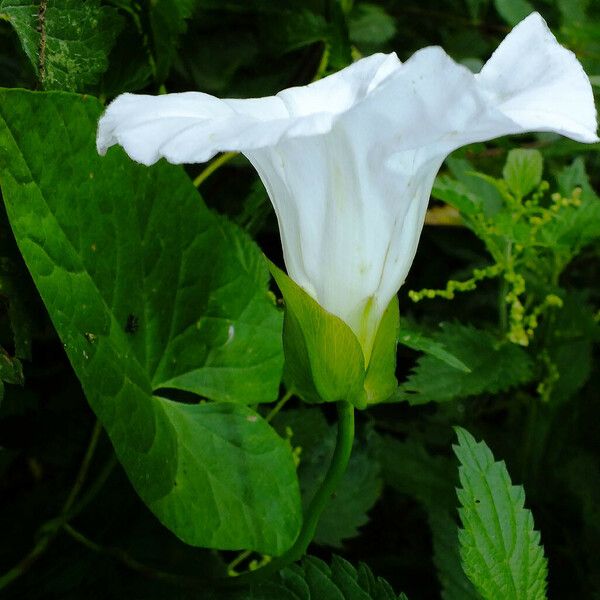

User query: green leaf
[502,149,543,199]
[464,0,489,19]
[545,293,597,403]
[397,322,470,373]
[261,9,329,53]
[376,435,478,600]
[0,0,122,91]
[269,262,367,408]
[235,555,408,599]
[149,0,198,82]
[0,347,23,386]
[395,323,533,404]
[454,427,548,600]
[0,89,300,554]
[429,509,481,600]
[348,4,396,47]
[494,0,535,26]
[275,408,382,548]
[446,156,504,217]
[547,158,600,254]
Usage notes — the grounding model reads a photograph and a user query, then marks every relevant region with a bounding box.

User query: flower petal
[276,52,401,117]
[97,92,289,165]
[96,54,402,167]
[476,12,598,143]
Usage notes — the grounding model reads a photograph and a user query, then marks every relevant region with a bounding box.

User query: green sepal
[268,260,399,408]
[364,295,399,404]
[269,261,367,408]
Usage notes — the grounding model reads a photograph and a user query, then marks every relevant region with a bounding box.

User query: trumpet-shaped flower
[97,13,597,361]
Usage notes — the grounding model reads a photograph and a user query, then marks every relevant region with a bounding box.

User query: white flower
[97,13,597,361]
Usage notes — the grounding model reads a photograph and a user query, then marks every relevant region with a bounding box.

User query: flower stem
[193,151,238,188]
[229,401,355,585]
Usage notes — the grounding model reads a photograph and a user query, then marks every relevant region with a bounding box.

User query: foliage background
[0,0,599,598]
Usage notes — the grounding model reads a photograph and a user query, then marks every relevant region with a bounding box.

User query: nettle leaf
[398,322,470,373]
[0,89,301,555]
[454,428,548,600]
[235,555,408,600]
[274,408,383,548]
[429,509,481,600]
[149,0,198,82]
[376,435,478,600]
[396,323,533,404]
[502,149,543,199]
[0,0,122,91]
[377,435,455,508]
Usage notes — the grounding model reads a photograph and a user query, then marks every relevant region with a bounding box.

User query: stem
[0,420,104,591]
[63,524,200,588]
[227,549,252,575]
[62,419,103,514]
[193,151,238,188]
[229,401,355,585]
[499,242,512,333]
[265,389,294,423]
[0,538,50,589]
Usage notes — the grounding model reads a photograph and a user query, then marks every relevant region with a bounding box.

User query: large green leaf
[0,0,122,91]
[0,89,301,554]
[454,428,548,600]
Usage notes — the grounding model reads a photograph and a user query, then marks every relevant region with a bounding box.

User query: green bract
[269,261,398,409]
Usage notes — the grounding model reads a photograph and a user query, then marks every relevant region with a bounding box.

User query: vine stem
[228,400,355,586]
[0,419,104,591]
[193,151,238,188]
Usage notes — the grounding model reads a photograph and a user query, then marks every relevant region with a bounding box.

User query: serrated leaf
[377,435,455,508]
[235,555,407,599]
[0,89,301,555]
[149,0,198,81]
[0,0,122,91]
[502,149,543,199]
[429,509,481,600]
[454,427,548,600]
[398,323,470,373]
[376,435,479,600]
[395,323,533,404]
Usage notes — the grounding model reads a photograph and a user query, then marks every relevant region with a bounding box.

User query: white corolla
[97,12,597,361]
